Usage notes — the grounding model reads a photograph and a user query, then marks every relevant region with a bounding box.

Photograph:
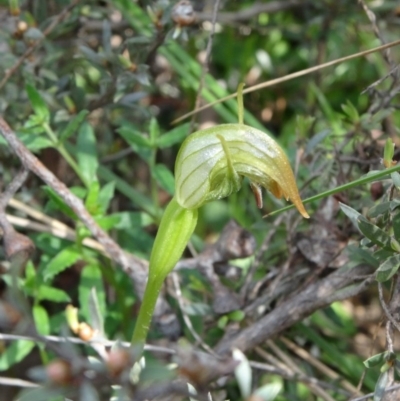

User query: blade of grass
[265,164,400,218]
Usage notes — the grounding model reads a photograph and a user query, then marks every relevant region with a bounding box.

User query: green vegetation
[1,1,400,400]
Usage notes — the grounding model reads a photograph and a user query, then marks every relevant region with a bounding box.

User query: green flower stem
[266,164,400,218]
[42,122,89,188]
[131,197,198,353]
[131,275,164,354]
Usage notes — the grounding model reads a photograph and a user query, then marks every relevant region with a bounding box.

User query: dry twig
[216,265,374,354]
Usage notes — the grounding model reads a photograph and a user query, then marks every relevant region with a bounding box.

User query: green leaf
[358,217,392,251]
[376,254,400,282]
[33,304,50,336]
[95,214,123,230]
[88,287,105,337]
[77,122,99,186]
[98,211,153,230]
[36,285,71,302]
[391,172,400,190]
[339,202,361,227]
[156,123,190,148]
[0,340,35,371]
[43,245,82,282]
[118,126,152,148]
[374,370,389,401]
[26,84,50,122]
[304,129,330,155]
[228,310,245,322]
[233,348,252,398]
[97,181,115,213]
[393,213,400,241]
[341,100,359,123]
[218,315,228,329]
[79,265,106,331]
[98,166,157,217]
[390,237,400,252]
[59,110,89,142]
[364,352,388,368]
[149,117,160,143]
[85,181,100,215]
[367,202,391,218]
[17,132,53,151]
[42,186,77,219]
[348,245,379,268]
[153,164,175,195]
[384,138,395,166]
[254,382,282,401]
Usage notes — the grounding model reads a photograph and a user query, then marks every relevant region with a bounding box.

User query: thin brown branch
[0,377,39,388]
[378,282,400,333]
[280,336,361,395]
[0,332,175,355]
[359,0,394,68]
[266,340,337,401]
[0,168,34,261]
[0,0,82,91]
[171,272,218,357]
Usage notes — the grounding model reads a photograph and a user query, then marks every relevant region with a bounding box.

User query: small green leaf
[88,287,105,337]
[59,110,89,142]
[374,370,389,401]
[77,122,99,186]
[348,246,379,268]
[391,237,400,252]
[43,245,81,282]
[376,254,400,282]
[383,138,395,166]
[149,117,160,143]
[393,213,400,241]
[228,310,245,322]
[304,129,330,155]
[254,382,282,401]
[97,181,115,213]
[233,348,252,398]
[339,202,361,227]
[364,352,388,368]
[390,199,400,211]
[156,123,190,148]
[341,100,359,123]
[33,304,50,336]
[0,340,35,371]
[85,181,100,215]
[26,84,50,122]
[218,315,228,329]
[36,285,71,302]
[79,265,106,332]
[18,132,53,151]
[118,126,151,148]
[392,172,400,190]
[153,164,175,195]
[42,186,77,219]
[98,166,156,216]
[368,202,391,218]
[358,217,392,251]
